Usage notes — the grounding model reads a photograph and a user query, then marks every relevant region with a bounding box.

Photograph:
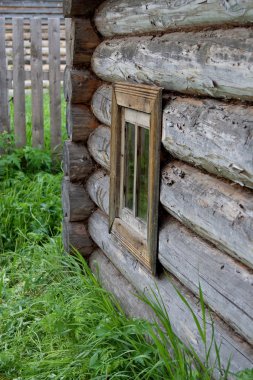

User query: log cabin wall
[62,0,253,375]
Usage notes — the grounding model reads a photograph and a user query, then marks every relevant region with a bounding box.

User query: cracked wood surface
[95,0,253,37]
[161,161,253,268]
[87,125,111,170]
[92,28,253,101]
[91,85,253,188]
[87,169,253,345]
[88,210,253,375]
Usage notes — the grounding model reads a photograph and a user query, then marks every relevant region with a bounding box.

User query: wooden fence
[0,16,66,150]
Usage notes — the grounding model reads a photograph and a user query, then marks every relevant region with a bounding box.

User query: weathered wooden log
[161,161,253,268]
[64,66,100,104]
[88,210,253,374]
[63,0,104,17]
[63,217,94,256]
[87,125,110,170]
[90,249,155,321]
[68,18,100,68]
[87,169,253,344]
[95,0,253,37]
[67,103,98,142]
[62,177,94,222]
[91,84,112,127]
[162,97,253,189]
[91,85,253,188]
[86,170,109,215]
[92,28,253,101]
[63,140,94,182]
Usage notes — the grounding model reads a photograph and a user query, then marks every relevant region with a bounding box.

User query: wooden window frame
[109,82,162,275]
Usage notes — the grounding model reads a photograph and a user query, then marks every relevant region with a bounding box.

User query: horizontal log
[87,169,253,344]
[87,125,110,170]
[91,84,112,127]
[161,161,253,268]
[86,170,109,215]
[63,217,94,256]
[68,18,100,68]
[89,249,155,321]
[67,103,98,142]
[92,28,253,101]
[95,0,253,37]
[88,210,253,375]
[64,66,100,104]
[62,177,94,222]
[162,97,253,189]
[63,0,104,17]
[91,85,253,188]
[63,140,94,182]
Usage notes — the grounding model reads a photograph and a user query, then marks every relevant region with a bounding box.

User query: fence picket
[12,18,26,147]
[48,17,61,154]
[0,17,10,133]
[31,18,44,147]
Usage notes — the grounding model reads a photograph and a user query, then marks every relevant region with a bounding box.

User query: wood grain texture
[89,249,156,321]
[0,18,10,132]
[91,85,253,188]
[62,177,94,222]
[91,84,112,127]
[68,18,100,68]
[63,140,94,182]
[87,169,253,344]
[64,66,100,104]
[92,28,253,101]
[63,217,94,256]
[95,0,253,37]
[30,18,44,148]
[63,0,104,17]
[162,97,253,189]
[12,18,26,147]
[49,18,62,153]
[88,210,253,375]
[66,103,98,142]
[161,161,253,268]
[86,170,109,215]
[87,125,111,170]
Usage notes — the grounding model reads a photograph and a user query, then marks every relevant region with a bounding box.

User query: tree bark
[68,18,100,68]
[63,217,94,256]
[88,210,253,375]
[161,161,253,269]
[63,140,94,182]
[67,103,98,142]
[92,28,253,101]
[91,85,253,188]
[87,125,111,170]
[63,0,105,17]
[64,66,100,104]
[95,0,253,37]
[62,177,94,222]
[87,169,253,345]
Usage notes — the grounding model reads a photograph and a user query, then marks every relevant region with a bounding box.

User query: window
[109,82,162,274]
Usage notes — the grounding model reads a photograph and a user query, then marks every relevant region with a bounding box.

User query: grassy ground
[0,95,251,380]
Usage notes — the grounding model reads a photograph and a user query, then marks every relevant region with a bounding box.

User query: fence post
[0,17,10,133]
[31,17,44,148]
[12,18,26,147]
[48,17,62,156]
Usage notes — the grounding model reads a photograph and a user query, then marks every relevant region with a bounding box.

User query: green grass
[0,95,252,380]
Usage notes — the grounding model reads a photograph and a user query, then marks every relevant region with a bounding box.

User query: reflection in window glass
[125,122,135,211]
[137,127,149,221]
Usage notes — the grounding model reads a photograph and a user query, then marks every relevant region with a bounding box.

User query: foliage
[0,93,250,379]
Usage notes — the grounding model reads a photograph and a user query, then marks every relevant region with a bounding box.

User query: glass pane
[125,122,135,211]
[137,127,149,221]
